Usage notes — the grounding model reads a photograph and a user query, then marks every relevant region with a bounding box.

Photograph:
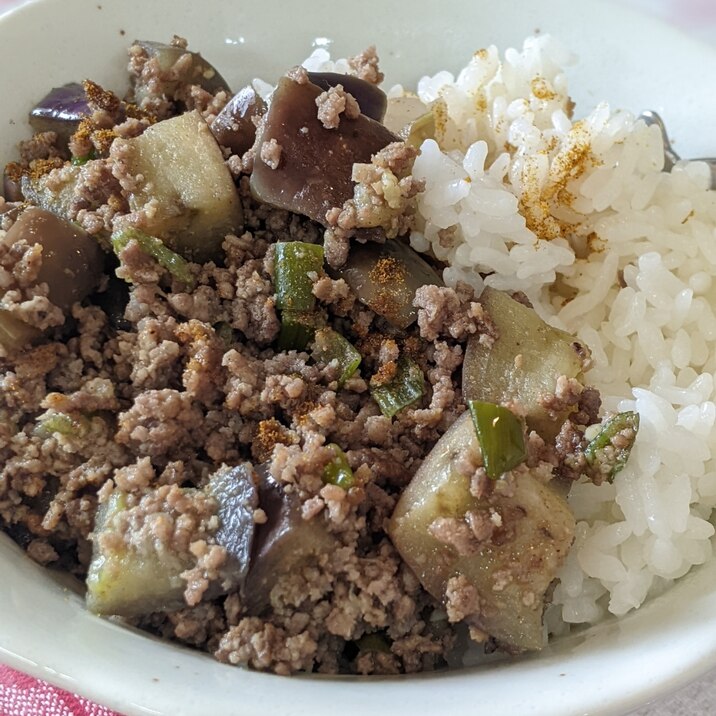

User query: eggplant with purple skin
[29,82,90,148]
[250,76,399,226]
[210,85,267,156]
[306,72,387,122]
[0,207,104,352]
[131,40,231,107]
[4,207,104,313]
[336,239,443,329]
[243,466,335,614]
[389,411,575,652]
[86,463,259,617]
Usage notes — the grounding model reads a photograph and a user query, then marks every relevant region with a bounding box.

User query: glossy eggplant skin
[250,76,398,226]
[131,40,231,106]
[463,287,586,440]
[210,86,266,156]
[209,463,260,588]
[86,465,259,618]
[29,82,89,147]
[4,207,104,313]
[243,467,334,614]
[306,72,387,122]
[336,239,443,328]
[389,411,575,652]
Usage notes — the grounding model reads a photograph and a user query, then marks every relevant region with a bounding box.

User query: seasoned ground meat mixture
[0,35,634,678]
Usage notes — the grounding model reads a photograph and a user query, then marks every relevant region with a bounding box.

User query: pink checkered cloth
[0,666,123,716]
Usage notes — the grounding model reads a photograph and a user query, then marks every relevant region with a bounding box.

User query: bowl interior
[2,0,716,714]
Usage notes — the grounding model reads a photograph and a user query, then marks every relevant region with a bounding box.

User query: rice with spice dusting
[315,35,716,627]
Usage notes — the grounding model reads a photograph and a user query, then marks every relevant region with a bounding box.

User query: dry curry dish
[0,37,637,675]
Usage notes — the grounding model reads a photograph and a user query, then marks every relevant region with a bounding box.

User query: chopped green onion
[277,310,322,351]
[584,411,639,482]
[468,400,527,480]
[111,228,195,288]
[370,356,425,418]
[274,241,324,312]
[34,412,91,438]
[322,444,355,490]
[71,151,95,166]
[312,328,361,387]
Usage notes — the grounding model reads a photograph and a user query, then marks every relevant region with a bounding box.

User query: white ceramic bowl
[2,1,716,714]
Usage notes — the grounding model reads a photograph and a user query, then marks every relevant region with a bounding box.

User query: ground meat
[348,46,384,85]
[428,516,478,557]
[19,131,62,164]
[0,36,605,679]
[115,389,205,458]
[315,85,361,129]
[260,138,282,169]
[445,574,482,623]
[414,284,496,343]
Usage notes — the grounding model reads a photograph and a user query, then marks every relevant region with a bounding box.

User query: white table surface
[0,0,715,714]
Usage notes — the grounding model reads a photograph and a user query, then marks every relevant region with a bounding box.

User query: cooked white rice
[300,37,716,629]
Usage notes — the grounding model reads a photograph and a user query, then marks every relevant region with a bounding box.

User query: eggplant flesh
[86,464,259,617]
[250,76,398,226]
[463,287,586,440]
[117,109,243,262]
[389,411,575,652]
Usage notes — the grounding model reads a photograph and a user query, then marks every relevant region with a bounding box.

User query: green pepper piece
[370,356,425,418]
[312,328,361,387]
[274,241,324,312]
[322,444,355,490]
[71,149,96,166]
[468,400,527,480]
[584,411,639,482]
[34,412,91,438]
[111,227,195,288]
[277,310,323,351]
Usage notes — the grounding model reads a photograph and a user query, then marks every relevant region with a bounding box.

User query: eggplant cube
[86,464,259,618]
[118,110,242,262]
[86,492,191,617]
[243,470,335,614]
[389,411,575,652]
[250,76,398,226]
[4,207,104,313]
[463,287,586,439]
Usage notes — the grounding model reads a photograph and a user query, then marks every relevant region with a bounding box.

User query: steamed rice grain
[341,35,716,629]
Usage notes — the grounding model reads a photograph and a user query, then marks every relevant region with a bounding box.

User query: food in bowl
[0,32,713,676]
